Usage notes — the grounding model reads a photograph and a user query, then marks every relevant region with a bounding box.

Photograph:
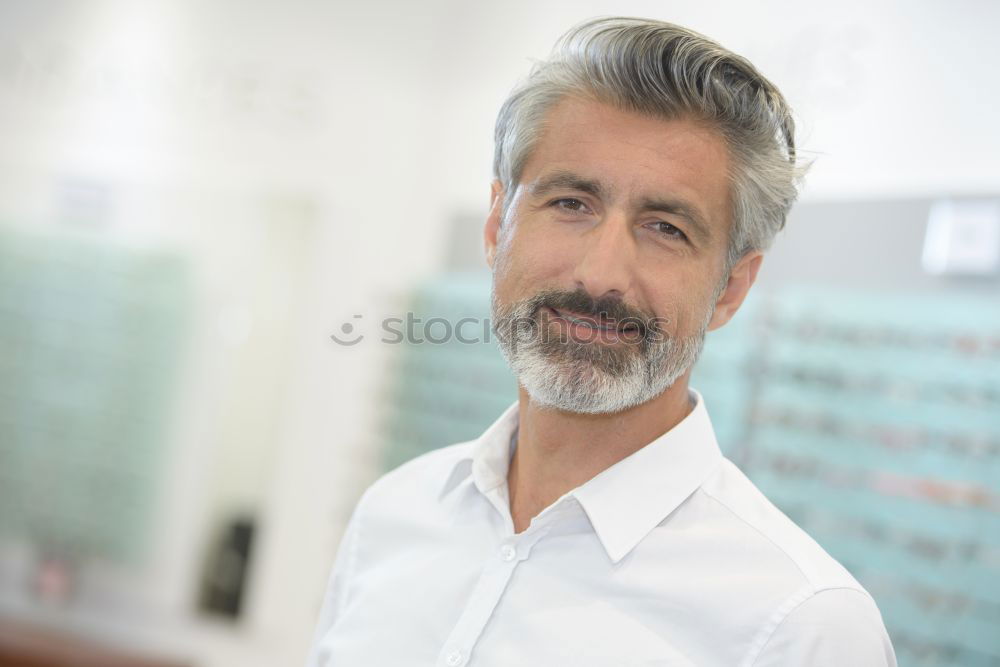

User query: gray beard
[491,290,713,415]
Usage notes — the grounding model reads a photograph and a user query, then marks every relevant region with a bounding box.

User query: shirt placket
[434,490,565,667]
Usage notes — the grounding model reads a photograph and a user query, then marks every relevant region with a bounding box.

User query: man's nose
[571,212,635,303]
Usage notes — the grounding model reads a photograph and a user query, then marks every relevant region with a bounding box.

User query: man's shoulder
[747,585,896,666]
[696,457,865,594]
[363,439,477,506]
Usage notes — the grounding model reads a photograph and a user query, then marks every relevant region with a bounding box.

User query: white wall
[0,1,996,665]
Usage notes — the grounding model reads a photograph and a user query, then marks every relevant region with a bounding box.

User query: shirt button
[445,649,463,666]
[500,544,517,562]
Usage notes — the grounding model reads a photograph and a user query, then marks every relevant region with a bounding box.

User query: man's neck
[506,372,695,534]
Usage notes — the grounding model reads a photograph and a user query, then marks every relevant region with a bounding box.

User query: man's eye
[651,221,688,241]
[551,198,589,213]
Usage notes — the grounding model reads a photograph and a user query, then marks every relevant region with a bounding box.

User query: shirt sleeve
[750,588,897,667]
[304,491,368,667]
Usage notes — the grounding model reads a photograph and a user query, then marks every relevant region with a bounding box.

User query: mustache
[528,288,666,336]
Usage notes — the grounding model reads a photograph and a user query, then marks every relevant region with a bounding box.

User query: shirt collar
[439,388,724,565]
[437,399,519,499]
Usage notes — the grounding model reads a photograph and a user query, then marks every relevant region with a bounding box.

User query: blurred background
[0,0,998,665]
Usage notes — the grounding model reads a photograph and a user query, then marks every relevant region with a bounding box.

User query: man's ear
[484,179,505,269]
[707,251,764,332]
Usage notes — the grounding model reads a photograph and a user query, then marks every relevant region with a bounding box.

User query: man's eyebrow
[638,196,713,244]
[527,171,607,199]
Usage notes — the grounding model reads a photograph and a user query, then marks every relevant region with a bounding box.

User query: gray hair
[493,17,808,273]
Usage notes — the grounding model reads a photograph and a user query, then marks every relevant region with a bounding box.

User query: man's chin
[524,387,643,415]
[515,359,641,414]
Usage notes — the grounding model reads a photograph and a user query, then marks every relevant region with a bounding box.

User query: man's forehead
[534,96,728,158]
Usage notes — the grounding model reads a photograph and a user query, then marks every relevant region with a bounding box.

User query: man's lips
[546,307,639,332]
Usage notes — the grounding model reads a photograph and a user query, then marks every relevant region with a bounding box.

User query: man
[307,17,897,667]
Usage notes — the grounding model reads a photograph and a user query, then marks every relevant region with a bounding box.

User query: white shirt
[306,388,897,667]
